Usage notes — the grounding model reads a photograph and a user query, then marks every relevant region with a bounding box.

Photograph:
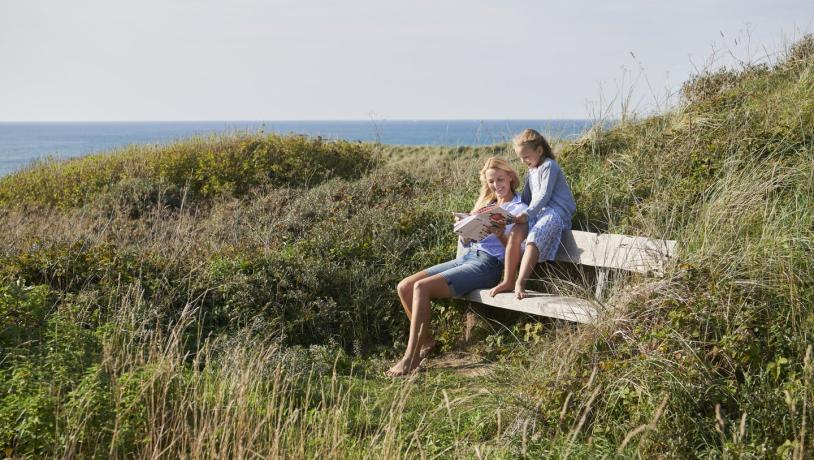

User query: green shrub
[0,280,51,353]
[0,134,377,209]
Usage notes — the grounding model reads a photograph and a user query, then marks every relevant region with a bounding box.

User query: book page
[453,207,512,242]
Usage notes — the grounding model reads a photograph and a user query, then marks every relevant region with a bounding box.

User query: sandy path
[423,352,494,377]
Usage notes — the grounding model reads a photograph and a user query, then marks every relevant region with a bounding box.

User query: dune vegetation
[1,36,813,458]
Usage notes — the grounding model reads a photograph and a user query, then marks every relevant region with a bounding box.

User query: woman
[387,157,528,377]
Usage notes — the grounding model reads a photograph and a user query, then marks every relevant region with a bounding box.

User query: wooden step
[458,290,598,324]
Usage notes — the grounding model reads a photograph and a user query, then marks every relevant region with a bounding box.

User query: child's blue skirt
[527,208,567,261]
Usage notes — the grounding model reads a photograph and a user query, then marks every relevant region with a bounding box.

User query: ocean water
[0,120,595,177]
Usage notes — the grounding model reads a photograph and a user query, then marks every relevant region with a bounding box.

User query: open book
[453,205,514,242]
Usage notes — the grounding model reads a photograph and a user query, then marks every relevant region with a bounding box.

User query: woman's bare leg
[396,271,438,359]
[515,243,539,299]
[489,223,528,297]
[397,271,430,320]
[387,275,451,376]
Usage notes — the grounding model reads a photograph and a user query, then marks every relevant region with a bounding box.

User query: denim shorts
[424,247,503,297]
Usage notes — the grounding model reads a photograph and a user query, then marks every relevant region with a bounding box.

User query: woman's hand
[488,218,507,237]
[514,213,529,225]
[489,220,510,247]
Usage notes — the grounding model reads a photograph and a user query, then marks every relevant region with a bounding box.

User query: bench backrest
[552,230,676,275]
[456,230,676,275]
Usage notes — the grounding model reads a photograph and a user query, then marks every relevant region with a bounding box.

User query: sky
[0,0,811,121]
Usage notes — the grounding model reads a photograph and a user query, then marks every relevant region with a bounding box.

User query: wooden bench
[455,230,677,323]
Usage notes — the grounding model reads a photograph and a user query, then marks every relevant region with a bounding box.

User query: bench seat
[462,289,598,324]
[454,229,676,323]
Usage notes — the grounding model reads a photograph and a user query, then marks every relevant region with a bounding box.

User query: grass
[1,34,813,458]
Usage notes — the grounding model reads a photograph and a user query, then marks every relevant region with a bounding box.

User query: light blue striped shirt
[470,193,528,262]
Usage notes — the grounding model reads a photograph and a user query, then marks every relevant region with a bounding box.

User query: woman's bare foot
[418,338,437,360]
[515,282,529,299]
[489,281,515,297]
[385,357,421,377]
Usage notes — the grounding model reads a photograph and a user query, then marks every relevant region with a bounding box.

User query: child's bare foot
[385,357,421,377]
[419,338,437,360]
[489,281,514,297]
[515,282,529,300]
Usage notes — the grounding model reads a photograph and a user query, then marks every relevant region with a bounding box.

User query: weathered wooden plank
[451,229,675,322]
[458,230,675,274]
[551,231,676,274]
[460,290,598,324]
[551,229,599,265]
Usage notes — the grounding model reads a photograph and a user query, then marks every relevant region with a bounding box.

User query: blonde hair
[472,157,521,211]
[513,128,554,160]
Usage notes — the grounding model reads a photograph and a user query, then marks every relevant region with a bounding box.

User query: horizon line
[0,118,601,124]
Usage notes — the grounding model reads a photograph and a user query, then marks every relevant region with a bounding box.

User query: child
[489,129,576,299]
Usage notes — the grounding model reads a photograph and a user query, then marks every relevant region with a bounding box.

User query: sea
[0,120,596,177]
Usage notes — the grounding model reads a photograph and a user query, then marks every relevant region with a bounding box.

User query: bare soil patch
[423,352,494,377]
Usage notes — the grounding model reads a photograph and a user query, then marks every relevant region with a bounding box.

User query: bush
[0,134,377,209]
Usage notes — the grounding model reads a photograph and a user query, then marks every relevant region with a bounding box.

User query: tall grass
[35,280,545,459]
[495,35,814,458]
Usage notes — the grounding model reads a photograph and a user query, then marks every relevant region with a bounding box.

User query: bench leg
[465,309,478,343]
[463,304,491,345]
[595,268,609,300]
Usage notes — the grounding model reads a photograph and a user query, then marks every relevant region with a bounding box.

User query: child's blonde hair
[513,128,554,160]
[472,157,521,211]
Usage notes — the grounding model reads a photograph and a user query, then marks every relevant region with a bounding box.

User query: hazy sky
[0,0,811,121]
